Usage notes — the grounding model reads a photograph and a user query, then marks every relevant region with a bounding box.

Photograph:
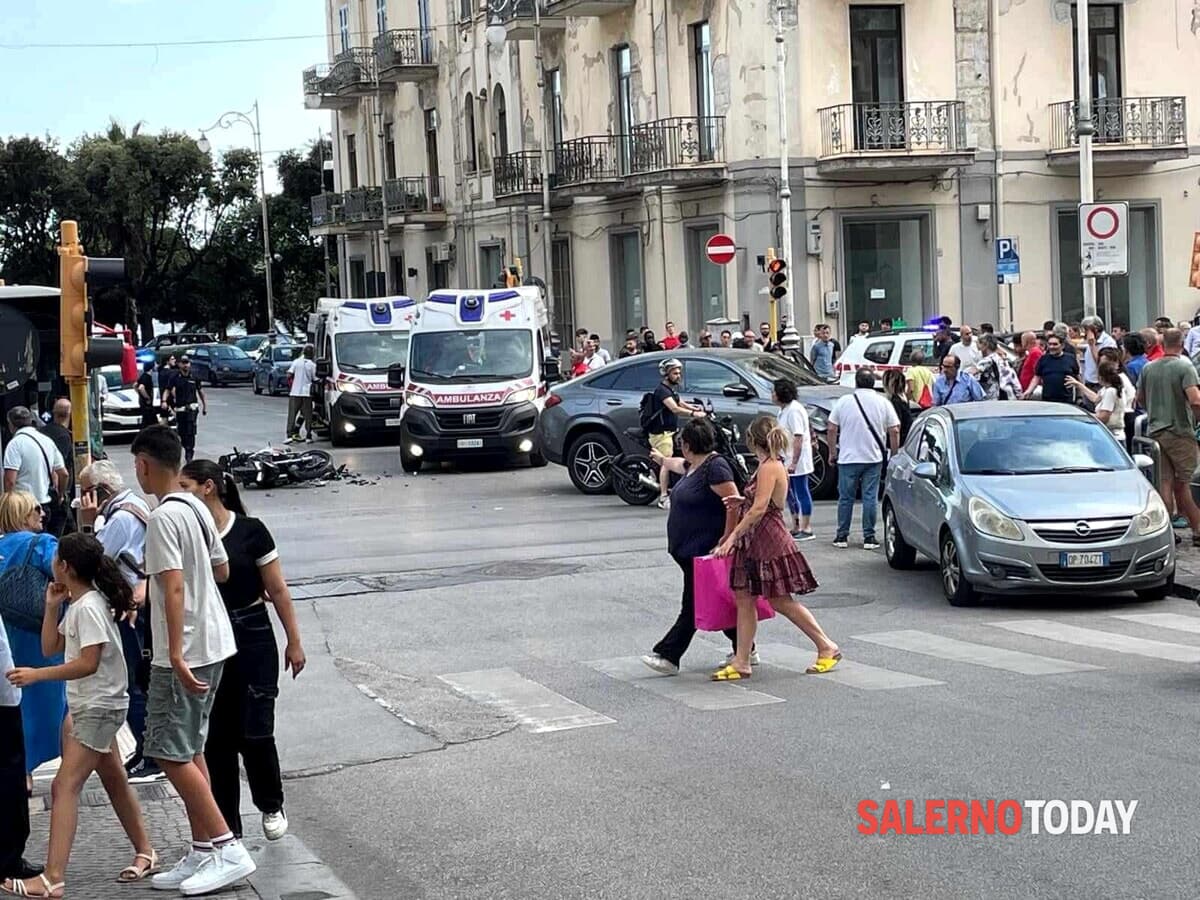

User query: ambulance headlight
[506,387,536,405]
[406,392,434,408]
[336,378,364,393]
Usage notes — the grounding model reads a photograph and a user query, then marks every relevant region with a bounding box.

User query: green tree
[0,136,69,286]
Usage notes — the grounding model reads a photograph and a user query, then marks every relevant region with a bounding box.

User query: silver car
[882,401,1174,606]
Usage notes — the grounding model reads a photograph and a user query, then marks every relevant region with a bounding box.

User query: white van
[397,287,557,472]
[309,296,417,445]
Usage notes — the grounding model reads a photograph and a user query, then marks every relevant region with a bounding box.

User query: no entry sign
[1079,202,1129,277]
[705,233,736,266]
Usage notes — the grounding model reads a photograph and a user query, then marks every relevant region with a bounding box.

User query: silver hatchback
[882,402,1174,606]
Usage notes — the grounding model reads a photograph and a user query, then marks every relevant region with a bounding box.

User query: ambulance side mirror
[316,359,332,379]
[542,358,561,385]
[387,365,406,389]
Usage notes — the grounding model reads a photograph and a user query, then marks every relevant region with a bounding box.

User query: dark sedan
[536,349,848,499]
[253,344,301,396]
[187,343,255,385]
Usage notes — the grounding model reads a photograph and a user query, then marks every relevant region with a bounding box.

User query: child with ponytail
[3,533,157,897]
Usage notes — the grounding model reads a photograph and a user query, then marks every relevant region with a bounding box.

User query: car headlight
[506,387,536,405]
[336,379,364,393]
[968,497,1024,541]
[1134,493,1169,536]
[406,392,434,408]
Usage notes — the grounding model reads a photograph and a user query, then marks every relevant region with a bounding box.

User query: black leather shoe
[14,859,44,879]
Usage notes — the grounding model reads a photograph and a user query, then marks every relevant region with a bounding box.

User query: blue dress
[0,531,66,773]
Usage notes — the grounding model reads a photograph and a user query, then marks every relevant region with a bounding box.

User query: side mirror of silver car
[1132,453,1154,471]
[913,461,939,481]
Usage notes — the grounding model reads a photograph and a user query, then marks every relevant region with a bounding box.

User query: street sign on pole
[996,237,1021,285]
[705,233,737,266]
[1079,201,1128,277]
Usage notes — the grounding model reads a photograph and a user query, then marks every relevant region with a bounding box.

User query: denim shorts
[144,662,224,763]
[71,707,127,753]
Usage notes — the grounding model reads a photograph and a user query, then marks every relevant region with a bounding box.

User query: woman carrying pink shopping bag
[711,416,841,681]
[692,555,774,633]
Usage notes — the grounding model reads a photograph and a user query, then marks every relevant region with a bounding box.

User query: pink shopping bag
[693,555,776,632]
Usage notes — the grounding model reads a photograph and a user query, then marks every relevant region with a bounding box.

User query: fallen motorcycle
[219,445,336,489]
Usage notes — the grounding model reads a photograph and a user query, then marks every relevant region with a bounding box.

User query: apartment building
[303,0,1200,346]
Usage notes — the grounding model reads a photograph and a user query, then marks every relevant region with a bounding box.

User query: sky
[0,0,332,192]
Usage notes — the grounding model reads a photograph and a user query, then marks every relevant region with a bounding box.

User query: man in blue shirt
[1123,332,1148,387]
[932,355,984,406]
[809,323,839,380]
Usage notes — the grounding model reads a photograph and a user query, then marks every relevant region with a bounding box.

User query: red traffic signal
[768,258,788,300]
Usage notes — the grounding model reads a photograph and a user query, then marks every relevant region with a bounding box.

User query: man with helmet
[645,358,706,509]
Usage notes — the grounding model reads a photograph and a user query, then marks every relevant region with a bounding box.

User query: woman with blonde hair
[711,417,840,680]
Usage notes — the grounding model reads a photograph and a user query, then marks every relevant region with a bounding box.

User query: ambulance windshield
[334,331,410,372]
[409,329,534,383]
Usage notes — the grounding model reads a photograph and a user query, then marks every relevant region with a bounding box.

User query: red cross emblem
[499,310,516,321]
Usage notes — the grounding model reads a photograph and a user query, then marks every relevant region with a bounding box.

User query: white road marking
[853,629,1101,674]
[758,643,945,690]
[437,668,615,733]
[989,619,1200,664]
[585,657,786,710]
[1110,612,1200,636]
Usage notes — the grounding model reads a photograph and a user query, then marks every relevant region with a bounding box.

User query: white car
[835,330,1017,388]
[97,366,170,437]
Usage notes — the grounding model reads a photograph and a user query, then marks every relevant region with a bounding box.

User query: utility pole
[774,0,798,351]
[1076,0,1097,318]
[533,0,556,331]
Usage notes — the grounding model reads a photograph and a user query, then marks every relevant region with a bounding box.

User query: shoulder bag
[21,433,61,508]
[0,534,52,632]
[852,394,889,474]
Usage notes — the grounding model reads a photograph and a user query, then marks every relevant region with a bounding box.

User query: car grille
[435,410,503,431]
[364,395,403,414]
[1036,561,1130,583]
[1030,519,1131,544]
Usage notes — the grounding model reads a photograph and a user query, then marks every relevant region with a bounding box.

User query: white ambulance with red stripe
[397,286,555,473]
[834,330,938,388]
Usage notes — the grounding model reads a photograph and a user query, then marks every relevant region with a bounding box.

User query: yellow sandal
[806,651,843,675]
[710,664,751,681]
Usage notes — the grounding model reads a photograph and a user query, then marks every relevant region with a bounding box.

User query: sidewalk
[1172,539,1200,600]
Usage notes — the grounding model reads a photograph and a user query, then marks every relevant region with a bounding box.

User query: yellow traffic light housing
[768,258,788,301]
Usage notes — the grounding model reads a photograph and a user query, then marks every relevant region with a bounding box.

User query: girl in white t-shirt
[3,533,157,898]
[1069,360,1127,436]
[773,379,816,541]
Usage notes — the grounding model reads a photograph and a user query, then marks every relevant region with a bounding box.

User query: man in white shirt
[588,333,611,364]
[128,425,256,895]
[3,407,69,531]
[827,369,901,550]
[583,340,607,372]
[1080,315,1117,389]
[948,325,983,373]
[285,345,318,444]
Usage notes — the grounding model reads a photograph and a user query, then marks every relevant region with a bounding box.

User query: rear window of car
[273,347,299,362]
[863,341,895,365]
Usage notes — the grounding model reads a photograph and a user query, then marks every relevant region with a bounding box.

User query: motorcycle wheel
[611,456,659,506]
[293,449,334,480]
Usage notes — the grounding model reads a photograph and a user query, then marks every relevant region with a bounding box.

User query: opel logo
[1074,521,1091,536]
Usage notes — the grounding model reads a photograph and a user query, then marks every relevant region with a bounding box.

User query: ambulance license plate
[385,418,402,426]
[457,438,484,449]
[1060,552,1107,568]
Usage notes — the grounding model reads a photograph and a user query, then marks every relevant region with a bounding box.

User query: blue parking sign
[996,237,1020,285]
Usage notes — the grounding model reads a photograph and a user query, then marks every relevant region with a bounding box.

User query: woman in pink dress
[711,416,840,680]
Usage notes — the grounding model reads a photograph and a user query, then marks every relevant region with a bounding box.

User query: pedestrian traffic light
[768,258,788,301]
[58,221,127,378]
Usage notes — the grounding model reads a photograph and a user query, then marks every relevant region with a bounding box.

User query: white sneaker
[262,810,289,841]
[639,654,679,675]
[726,649,761,666]
[863,541,881,551]
[283,436,296,444]
[151,850,207,890]
[180,842,256,896]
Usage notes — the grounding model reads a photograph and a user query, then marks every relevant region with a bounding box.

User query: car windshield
[955,416,1131,475]
[272,346,299,363]
[743,353,824,387]
[234,337,264,352]
[210,346,248,360]
[99,368,126,389]
[334,331,410,372]
[409,330,533,383]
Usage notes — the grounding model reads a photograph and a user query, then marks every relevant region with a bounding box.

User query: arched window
[464,92,478,172]
[493,84,509,157]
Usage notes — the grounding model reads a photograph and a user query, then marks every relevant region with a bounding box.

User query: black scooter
[219,445,335,489]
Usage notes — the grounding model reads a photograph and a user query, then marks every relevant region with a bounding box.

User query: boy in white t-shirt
[129,426,256,896]
[773,378,816,541]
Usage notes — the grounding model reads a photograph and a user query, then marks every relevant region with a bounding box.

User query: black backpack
[639,390,664,432]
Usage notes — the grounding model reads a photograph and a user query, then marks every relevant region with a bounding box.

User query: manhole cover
[804,592,874,609]
[469,560,582,580]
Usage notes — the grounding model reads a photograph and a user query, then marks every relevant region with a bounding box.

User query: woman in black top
[640,419,744,674]
[179,460,306,841]
[882,370,913,446]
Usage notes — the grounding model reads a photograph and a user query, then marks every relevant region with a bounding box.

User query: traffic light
[768,258,788,301]
[58,221,126,378]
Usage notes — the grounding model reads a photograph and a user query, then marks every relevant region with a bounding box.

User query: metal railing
[494,151,546,197]
[373,28,436,69]
[628,116,725,174]
[488,0,536,19]
[554,135,623,186]
[818,100,967,156]
[303,48,376,96]
[310,192,344,227]
[1049,96,1187,151]
[384,176,446,215]
[342,186,383,223]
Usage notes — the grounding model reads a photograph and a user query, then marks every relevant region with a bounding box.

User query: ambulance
[396,286,558,472]
[308,296,417,445]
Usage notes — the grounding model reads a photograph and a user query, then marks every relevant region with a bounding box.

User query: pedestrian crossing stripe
[989,619,1200,664]
[851,629,1101,675]
[1110,612,1200,636]
[756,643,945,690]
[584,656,786,710]
[437,668,615,733]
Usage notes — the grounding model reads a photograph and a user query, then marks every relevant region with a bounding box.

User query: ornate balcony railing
[494,151,547,198]
[384,176,446,215]
[303,48,376,96]
[488,0,536,21]
[342,186,383,223]
[1050,97,1187,151]
[554,135,623,186]
[373,28,436,70]
[819,101,967,156]
[310,192,344,227]
[628,116,725,174]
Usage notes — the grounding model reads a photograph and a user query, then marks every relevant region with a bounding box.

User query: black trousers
[175,411,197,461]
[140,408,159,428]
[0,706,29,880]
[653,554,739,667]
[204,605,284,837]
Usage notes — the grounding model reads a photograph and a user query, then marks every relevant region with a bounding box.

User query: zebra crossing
[436,607,1200,732]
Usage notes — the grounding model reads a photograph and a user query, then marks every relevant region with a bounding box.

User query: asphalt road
[107,385,1200,900]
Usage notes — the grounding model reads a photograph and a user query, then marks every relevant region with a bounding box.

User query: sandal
[1,875,64,898]
[710,664,751,681]
[806,650,843,675]
[117,850,158,883]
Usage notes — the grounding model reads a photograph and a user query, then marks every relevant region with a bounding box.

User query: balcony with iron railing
[341,186,383,227]
[816,100,974,177]
[310,192,345,232]
[1049,96,1188,166]
[543,0,633,20]
[553,134,631,198]
[486,0,565,41]
[373,29,437,82]
[493,151,556,203]
[302,48,382,110]
[384,176,448,224]
[625,117,727,187]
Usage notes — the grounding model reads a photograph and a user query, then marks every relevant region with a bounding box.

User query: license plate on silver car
[457,438,484,449]
[1060,552,1108,568]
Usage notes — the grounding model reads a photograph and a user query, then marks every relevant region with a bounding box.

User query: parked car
[96,365,172,437]
[882,401,1173,606]
[187,343,255,385]
[234,333,294,361]
[536,349,849,500]
[253,344,301,395]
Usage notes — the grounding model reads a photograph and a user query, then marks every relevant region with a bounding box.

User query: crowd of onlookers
[562,321,793,378]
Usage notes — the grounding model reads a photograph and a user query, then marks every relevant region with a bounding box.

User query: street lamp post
[199,101,276,331]
[1075,0,1097,319]
[774,0,799,351]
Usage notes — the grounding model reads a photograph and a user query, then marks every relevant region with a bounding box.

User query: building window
[390,255,406,296]
[345,133,358,188]
[841,215,932,331]
[1055,205,1158,330]
[610,230,643,338]
[349,258,367,298]
[337,4,350,53]
[493,84,509,158]
[685,224,726,328]
[461,0,473,20]
[614,47,633,173]
[552,238,575,343]
[545,69,564,167]
[425,108,440,187]
[376,0,387,34]
[479,243,504,289]
[1073,5,1123,142]
[384,122,397,180]
[849,5,905,150]
[464,94,478,173]
[692,22,716,160]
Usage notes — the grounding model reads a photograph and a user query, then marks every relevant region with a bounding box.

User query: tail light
[544,393,562,409]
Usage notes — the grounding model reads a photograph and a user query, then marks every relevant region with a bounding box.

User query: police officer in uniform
[162,355,206,461]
